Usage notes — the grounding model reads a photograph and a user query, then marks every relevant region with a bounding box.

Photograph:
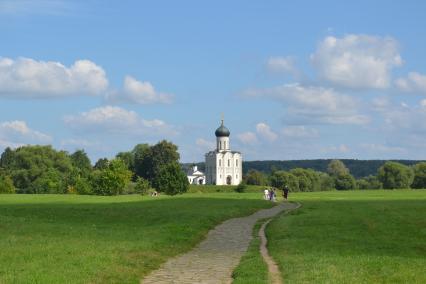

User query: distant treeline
[183,159,425,179]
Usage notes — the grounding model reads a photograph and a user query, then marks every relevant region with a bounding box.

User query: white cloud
[244,83,369,125]
[311,34,402,89]
[266,56,299,75]
[0,57,108,98]
[63,106,177,137]
[281,126,319,138]
[256,122,278,142]
[395,72,426,94]
[0,120,52,149]
[237,132,258,145]
[107,76,173,105]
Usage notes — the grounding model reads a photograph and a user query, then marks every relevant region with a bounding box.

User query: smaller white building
[187,165,206,185]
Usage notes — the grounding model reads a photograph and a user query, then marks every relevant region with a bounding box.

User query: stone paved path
[141,202,299,284]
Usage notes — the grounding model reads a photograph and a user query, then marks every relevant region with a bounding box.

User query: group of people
[263,186,289,201]
[263,187,277,201]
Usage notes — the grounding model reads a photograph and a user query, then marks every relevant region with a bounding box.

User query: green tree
[116,151,134,172]
[0,174,15,193]
[74,177,92,195]
[327,160,350,176]
[289,168,321,192]
[357,175,382,190]
[31,169,64,194]
[134,176,150,195]
[0,145,73,193]
[319,172,335,191]
[154,162,189,195]
[91,159,132,195]
[132,143,150,178]
[70,150,92,173]
[244,169,268,185]
[270,171,299,192]
[94,158,109,170]
[412,162,426,189]
[334,173,356,190]
[137,141,180,186]
[378,161,414,189]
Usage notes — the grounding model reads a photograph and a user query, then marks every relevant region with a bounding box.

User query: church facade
[205,120,242,185]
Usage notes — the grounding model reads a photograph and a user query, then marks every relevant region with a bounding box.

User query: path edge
[259,202,301,284]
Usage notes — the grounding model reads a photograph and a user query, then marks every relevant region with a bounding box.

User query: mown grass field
[264,190,426,283]
[0,192,272,283]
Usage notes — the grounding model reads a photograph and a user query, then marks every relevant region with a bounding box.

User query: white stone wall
[216,136,230,152]
[205,151,242,185]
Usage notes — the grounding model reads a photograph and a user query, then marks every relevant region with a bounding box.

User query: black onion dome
[215,121,230,137]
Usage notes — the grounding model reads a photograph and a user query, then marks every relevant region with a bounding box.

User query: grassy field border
[232,219,270,284]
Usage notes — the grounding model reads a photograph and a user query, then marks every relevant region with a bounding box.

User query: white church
[204,120,242,185]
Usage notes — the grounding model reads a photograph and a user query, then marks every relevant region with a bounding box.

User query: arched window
[228,159,230,167]
[219,141,222,149]
[236,159,239,167]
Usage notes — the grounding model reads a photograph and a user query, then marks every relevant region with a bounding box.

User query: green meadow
[262,190,426,283]
[1,189,425,283]
[0,192,271,283]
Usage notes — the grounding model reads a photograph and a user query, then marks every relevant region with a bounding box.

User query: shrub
[91,159,132,196]
[135,177,150,195]
[357,175,382,190]
[0,175,15,193]
[75,177,92,195]
[235,182,247,193]
[334,173,356,190]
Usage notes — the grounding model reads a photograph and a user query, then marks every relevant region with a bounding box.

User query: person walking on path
[264,188,269,200]
[283,185,289,200]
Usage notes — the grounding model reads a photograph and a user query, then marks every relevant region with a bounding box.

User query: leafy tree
[334,173,356,190]
[270,171,299,192]
[70,150,92,173]
[132,143,150,178]
[134,176,150,195]
[378,161,414,189]
[91,159,132,195]
[94,158,109,170]
[154,162,189,195]
[244,169,268,185]
[357,175,382,190]
[0,145,73,193]
[31,169,64,193]
[327,159,350,176]
[412,162,426,189]
[116,151,134,172]
[74,177,92,195]
[137,141,180,186]
[319,172,335,191]
[0,174,15,193]
[289,168,321,192]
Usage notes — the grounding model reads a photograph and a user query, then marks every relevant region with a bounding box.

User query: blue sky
[1,0,426,163]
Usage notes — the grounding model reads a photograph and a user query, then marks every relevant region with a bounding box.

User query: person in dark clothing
[283,185,289,200]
